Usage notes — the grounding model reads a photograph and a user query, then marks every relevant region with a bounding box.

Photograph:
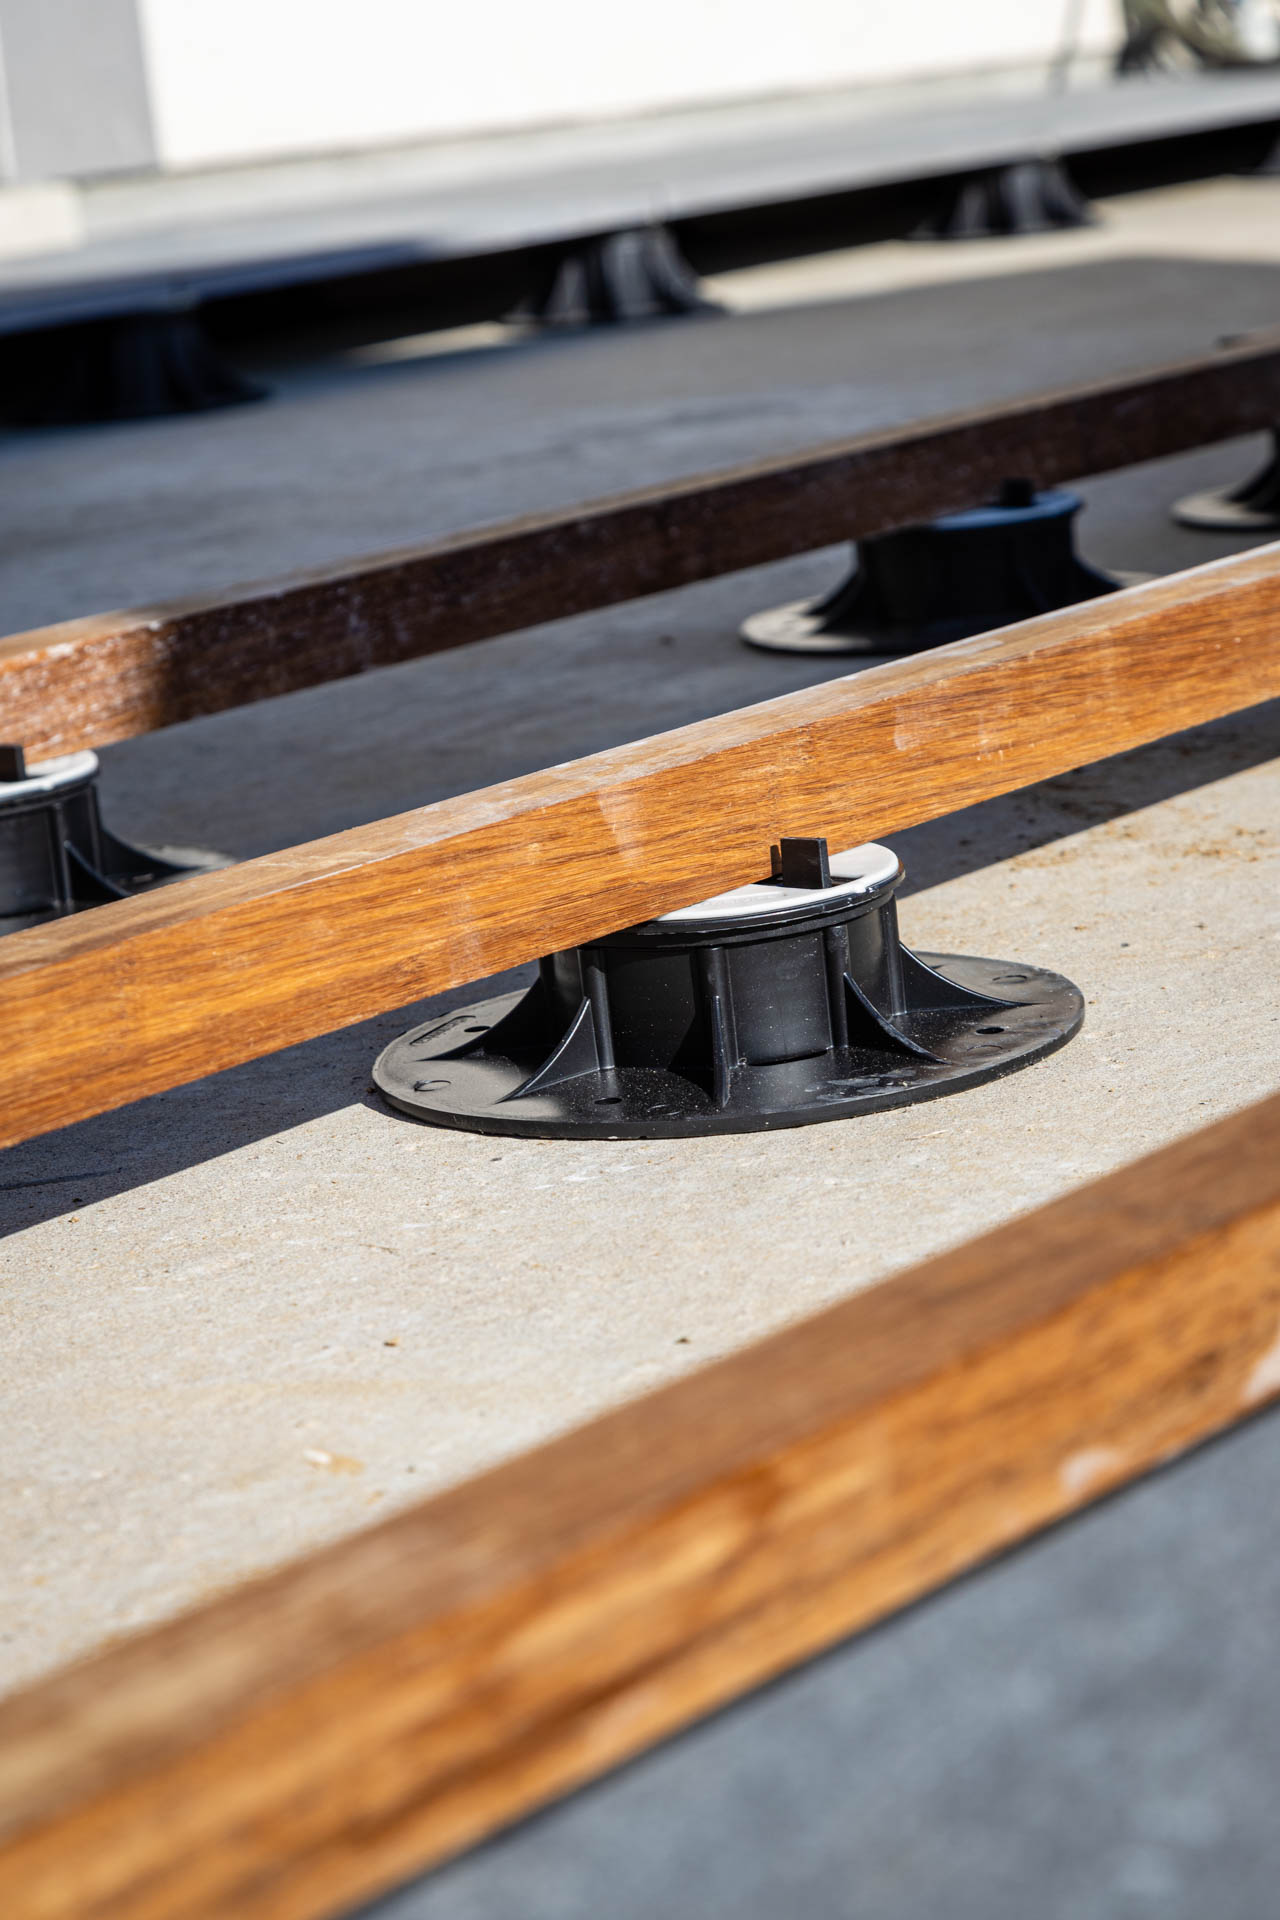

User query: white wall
[136,0,1121,171]
[0,0,155,181]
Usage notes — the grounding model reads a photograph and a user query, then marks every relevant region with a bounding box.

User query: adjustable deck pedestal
[1172,429,1280,531]
[0,744,224,935]
[914,159,1093,241]
[741,481,1133,656]
[0,311,264,427]
[374,837,1083,1139]
[521,226,719,326]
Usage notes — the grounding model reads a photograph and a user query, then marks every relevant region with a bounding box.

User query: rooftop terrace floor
[3,173,1280,1920]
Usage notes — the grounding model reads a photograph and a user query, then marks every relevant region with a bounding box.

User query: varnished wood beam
[4,1087,1280,1920]
[1,542,1278,1152]
[4,331,1280,758]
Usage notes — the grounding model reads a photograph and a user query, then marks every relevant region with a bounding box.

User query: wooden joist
[3,330,1280,759]
[1,542,1278,1152]
[4,1085,1280,1920]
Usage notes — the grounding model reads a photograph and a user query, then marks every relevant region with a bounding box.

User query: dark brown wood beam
[3,331,1280,758]
[0,543,1277,1151]
[3,1086,1280,1920]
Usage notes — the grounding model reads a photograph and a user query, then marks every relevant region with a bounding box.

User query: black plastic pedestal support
[1116,3,1278,73]
[1172,428,1280,531]
[740,480,1132,657]
[0,310,264,426]
[0,744,223,935]
[373,837,1083,1139]
[914,159,1094,241]
[520,226,720,326]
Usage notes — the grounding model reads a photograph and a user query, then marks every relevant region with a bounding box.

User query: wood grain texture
[2,537,1280,1152]
[5,331,1280,758]
[4,1089,1280,1920]
[2,542,1279,1152]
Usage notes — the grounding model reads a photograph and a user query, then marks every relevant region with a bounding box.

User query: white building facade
[0,0,1121,182]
